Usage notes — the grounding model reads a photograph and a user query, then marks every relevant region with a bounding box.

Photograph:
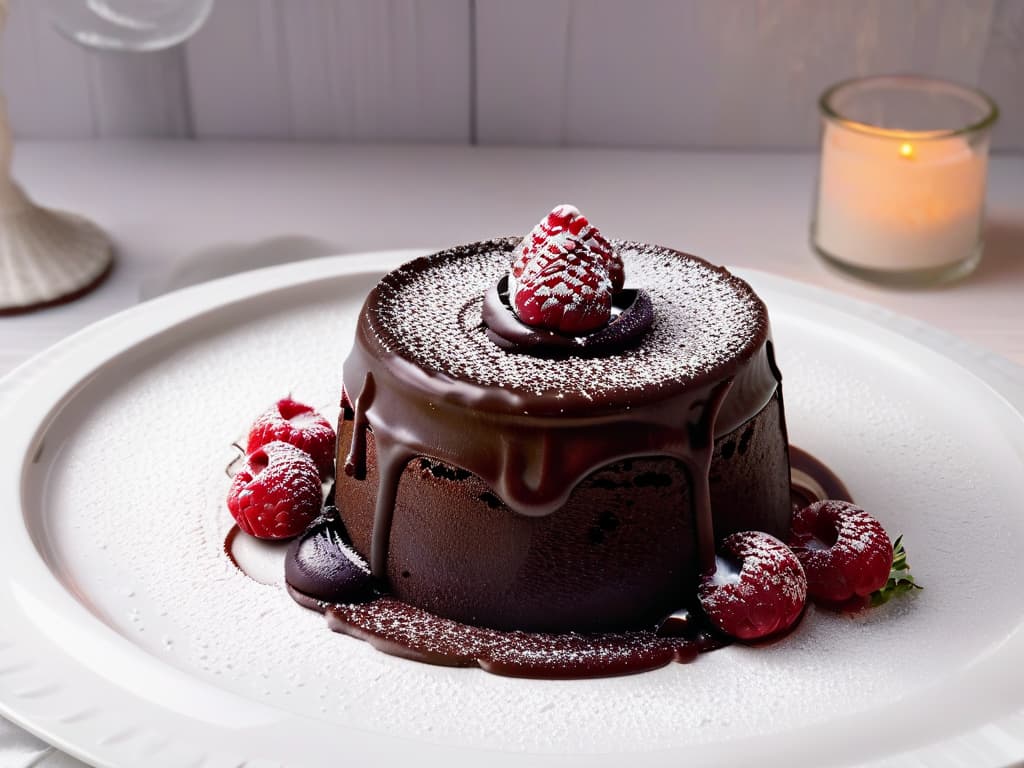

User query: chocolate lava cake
[333,236,792,634]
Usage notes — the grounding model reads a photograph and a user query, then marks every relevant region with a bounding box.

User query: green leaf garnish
[871,534,922,607]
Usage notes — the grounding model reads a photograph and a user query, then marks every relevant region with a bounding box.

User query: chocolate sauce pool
[263,446,851,680]
[290,588,724,678]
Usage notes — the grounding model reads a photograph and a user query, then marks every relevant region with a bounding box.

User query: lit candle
[812,76,998,286]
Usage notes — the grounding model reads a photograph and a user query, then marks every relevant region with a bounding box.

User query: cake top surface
[362,238,768,406]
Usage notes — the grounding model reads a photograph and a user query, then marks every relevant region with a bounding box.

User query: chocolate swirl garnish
[482,275,654,355]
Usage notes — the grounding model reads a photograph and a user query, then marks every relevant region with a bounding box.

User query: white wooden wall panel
[1,0,190,138]
[476,0,1015,149]
[184,0,471,141]
[1,0,1022,149]
[979,0,1024,150]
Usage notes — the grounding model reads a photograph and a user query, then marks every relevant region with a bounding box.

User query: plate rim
[2,250,1024,768]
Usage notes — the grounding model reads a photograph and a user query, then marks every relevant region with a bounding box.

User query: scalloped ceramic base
[0,188,113,313]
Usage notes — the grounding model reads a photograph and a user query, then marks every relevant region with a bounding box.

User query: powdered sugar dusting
[370,239,765,396]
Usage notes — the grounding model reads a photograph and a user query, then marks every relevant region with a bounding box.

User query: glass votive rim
[819,75,999,143]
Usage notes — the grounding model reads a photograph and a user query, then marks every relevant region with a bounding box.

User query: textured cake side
[334,391,790,633]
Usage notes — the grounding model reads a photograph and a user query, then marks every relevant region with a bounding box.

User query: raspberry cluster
[698,501,897,641]
[226,397,336,540]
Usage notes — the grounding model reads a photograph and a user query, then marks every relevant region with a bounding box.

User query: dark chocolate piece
[482,275,654,355]
[284,511,375,604]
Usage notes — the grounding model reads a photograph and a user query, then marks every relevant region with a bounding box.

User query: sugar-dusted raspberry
[789,500,893,604]
[512,247,612,334]
[509,205,621,335]
[247,397,336,479]
[698,531,807,641]
[227,441,322,540]
[512,204,624,292]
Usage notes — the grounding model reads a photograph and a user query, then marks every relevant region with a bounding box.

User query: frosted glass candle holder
[812,76,998,287]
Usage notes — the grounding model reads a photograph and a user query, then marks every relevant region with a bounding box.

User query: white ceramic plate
[2,251,1024,768]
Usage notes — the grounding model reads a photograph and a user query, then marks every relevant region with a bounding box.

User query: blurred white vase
[46,0,214,52]
[0,0,114,313]
[0,0,213,312]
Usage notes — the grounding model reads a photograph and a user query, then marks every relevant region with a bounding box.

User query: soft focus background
[3,0,1023,149]
[1,3,1024,766]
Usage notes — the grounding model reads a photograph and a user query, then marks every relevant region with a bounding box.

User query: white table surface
[3,141,1024,378]
[1,141,1023,767]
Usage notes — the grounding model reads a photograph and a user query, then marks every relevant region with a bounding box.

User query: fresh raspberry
[511,247,612,334]
[247,397,336,479]
[698,531,807,641]
[227,441,322,539]
[512,203,624,292]
[788,500,893,604]
[509,205,622,335]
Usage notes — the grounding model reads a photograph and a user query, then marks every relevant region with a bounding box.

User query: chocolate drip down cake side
[331,214,792,634]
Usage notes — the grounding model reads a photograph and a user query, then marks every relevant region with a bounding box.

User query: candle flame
[899,142,915,159]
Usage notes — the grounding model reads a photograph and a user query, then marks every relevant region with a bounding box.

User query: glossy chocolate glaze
[282,446,847,679]
[342,240,782,586]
